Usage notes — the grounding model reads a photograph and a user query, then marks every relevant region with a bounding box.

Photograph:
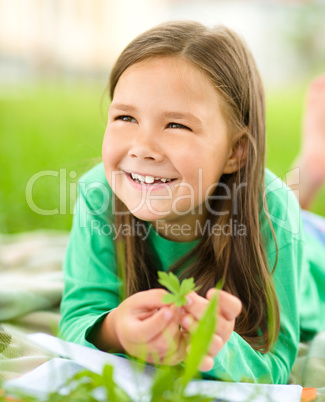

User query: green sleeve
[201,170,317,384]
[203,239,304,384]
[300,230,325,339]
[59,168,120,348]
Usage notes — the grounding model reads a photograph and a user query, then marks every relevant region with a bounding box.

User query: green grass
[0,82,109,233]
[265,86,304,176]
[265,84,325,217]
[1,81,324,234]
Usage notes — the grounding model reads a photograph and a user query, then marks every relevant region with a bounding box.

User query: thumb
[138,306,175,342]
[132,289,170,311]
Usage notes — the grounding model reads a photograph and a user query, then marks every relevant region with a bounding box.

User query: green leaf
[64,366,131,402]
[102,364,131,401]
[178,277,200,297]
[151,366,179,401]
[180,292,219,392]
[178,277,194,296]
[102,365,117,402]
[116,239,127,302]
[162,293,177,304]
[172,294,187,307]
[215,278,224,290]
[158,272,200,308]
[158,271,180,294]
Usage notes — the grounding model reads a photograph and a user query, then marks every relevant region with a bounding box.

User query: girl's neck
[150,207,208,242]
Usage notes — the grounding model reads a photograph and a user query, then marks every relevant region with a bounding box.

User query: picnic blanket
[0,230,325,400]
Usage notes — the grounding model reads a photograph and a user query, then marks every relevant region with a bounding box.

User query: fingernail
[184,316,191,327]
[186,296,192,306]
[163,309,172,320]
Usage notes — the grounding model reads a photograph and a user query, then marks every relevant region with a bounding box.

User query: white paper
[4,333,303,402]
[5,358,85,401]
[28,333,154,399]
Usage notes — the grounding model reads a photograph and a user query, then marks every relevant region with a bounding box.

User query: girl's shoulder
[78,161,109,188]
[262,168,303,250]
[77,162,114,218]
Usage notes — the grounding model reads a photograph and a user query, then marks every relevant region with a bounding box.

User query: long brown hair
[107,20,279,352]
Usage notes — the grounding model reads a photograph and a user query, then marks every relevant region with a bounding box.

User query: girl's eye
[115,115,136,123]
[168,122,191,131]
[114,116,191,130]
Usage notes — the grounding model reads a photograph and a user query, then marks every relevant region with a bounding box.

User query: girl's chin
[128,209,170,222]
[121,201,171,221]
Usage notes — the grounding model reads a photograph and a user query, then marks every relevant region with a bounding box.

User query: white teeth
[131,173,146,182]
[130,172,173,184]
[145,176,154,184]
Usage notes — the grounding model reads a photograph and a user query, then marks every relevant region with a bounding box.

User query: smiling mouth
[126,172,177,185]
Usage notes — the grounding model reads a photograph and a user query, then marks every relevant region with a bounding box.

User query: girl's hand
[180,289,242,372]
[113,289,187,365]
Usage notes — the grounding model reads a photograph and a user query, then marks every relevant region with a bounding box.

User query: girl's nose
[127,133,164,162]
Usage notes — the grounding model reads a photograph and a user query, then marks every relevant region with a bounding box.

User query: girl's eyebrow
[110,103,203,126]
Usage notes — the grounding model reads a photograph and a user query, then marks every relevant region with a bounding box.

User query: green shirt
[59,162,325,384]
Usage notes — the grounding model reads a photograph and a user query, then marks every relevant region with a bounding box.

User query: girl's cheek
[102,129,125,160]
[102,137,113,162]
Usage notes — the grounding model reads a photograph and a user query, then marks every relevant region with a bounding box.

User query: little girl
[59,20,325,384]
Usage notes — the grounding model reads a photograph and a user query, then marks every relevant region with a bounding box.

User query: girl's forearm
[88,308,124,353]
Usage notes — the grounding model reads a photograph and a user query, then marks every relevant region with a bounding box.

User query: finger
[132,289,169,313]
[199,355,215,372]
[215,315,236,343]
[137,309,158,321]
[206,289,242,321]
[137,306,175,342]
[207,334,224,358]
[148,317,182,356]
[147,330,181,364]
[180,328,191,343]
[183,291,209,321]
[163,315,184,340]
[180,314,197,332]
[162,333,187,366]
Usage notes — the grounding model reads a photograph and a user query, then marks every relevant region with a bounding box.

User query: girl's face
[102,56,234,239]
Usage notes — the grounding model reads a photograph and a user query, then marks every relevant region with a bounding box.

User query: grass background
[1,81,325,234]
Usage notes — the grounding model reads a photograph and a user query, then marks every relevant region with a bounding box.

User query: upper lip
[123,169,177,180]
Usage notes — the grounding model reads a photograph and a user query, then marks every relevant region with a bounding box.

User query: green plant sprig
[157,271,201,307]
[1,276,224,402]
